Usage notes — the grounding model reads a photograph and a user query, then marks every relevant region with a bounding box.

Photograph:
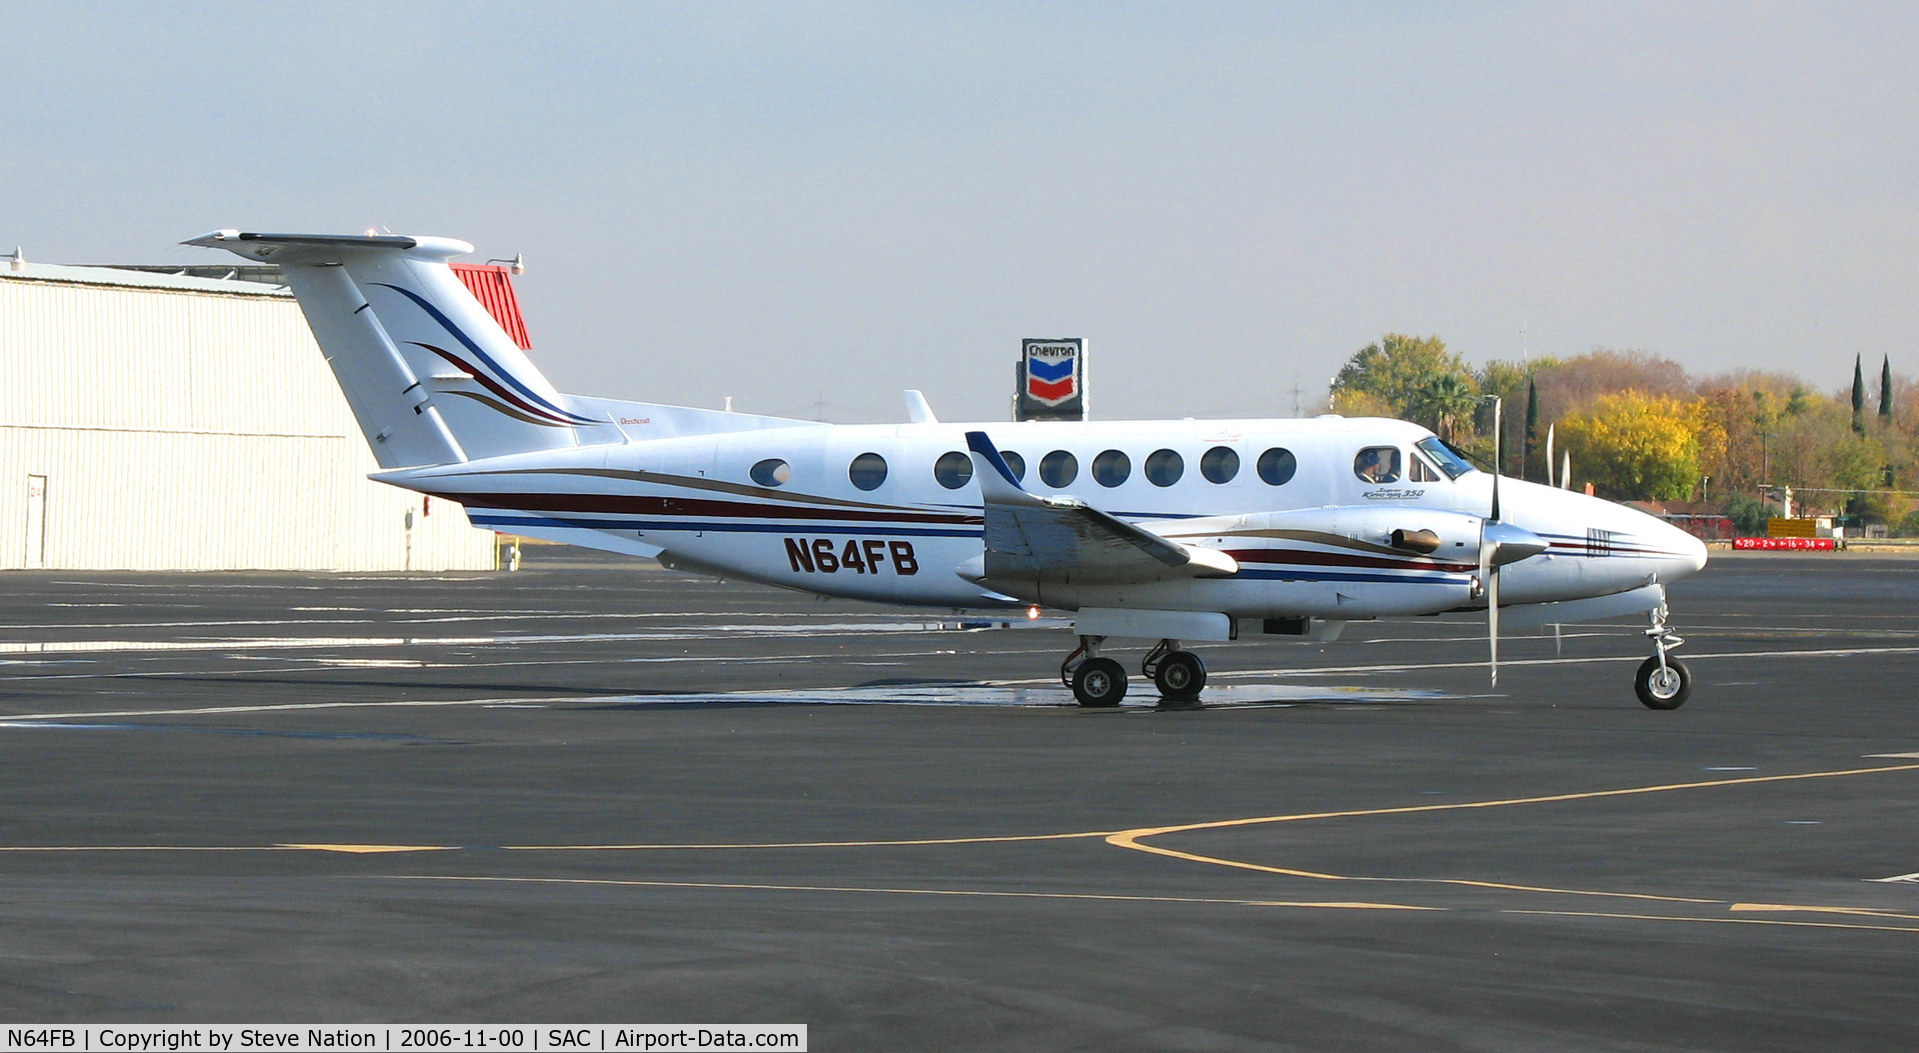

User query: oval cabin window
[1092,449,1131,487]
[750,458,790,487]
[1200,446,1239,484]
[1144,449,1184,486]
[1257,447,1297,486]
[848,452,889,491]
[1039,450,1078,488]
[934,451,973,489]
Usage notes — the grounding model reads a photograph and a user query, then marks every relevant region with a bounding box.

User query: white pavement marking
[0,621,1048,657]
[0,610,1060,632]
[0,683,1458,723]
[1870,872,1919,883]
[981,644,1919,686]
[4,642,1914,713]
[0,697,540,722]
[0,644,1072,682]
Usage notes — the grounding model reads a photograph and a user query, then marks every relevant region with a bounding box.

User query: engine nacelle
[1170,506,1489,566]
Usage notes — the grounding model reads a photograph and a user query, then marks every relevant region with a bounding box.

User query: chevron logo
[1025,349,1078,405]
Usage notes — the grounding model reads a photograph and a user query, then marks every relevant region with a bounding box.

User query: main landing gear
[1061,636,1208,707]
[1635,594,1691,710]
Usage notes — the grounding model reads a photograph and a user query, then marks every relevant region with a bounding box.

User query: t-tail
[185,230,605,467]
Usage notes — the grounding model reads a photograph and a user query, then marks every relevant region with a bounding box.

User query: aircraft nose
[1683,530,1709,574]
[1660,522,1709,579]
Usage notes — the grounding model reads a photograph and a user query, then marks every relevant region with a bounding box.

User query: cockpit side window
[1354,446,1402,484]
[1410,455,1439,483]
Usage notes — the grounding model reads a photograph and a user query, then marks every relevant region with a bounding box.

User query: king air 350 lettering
[784,538,920,575]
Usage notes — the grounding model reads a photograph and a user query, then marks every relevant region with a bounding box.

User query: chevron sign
[1021,339,1084,415]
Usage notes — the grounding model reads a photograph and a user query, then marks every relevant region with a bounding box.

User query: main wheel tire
[1072,657,1128,708]
[1153,650,1207,702]
[1635,656,1691,710]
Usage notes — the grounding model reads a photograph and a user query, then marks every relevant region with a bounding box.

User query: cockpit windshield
[1415,436,1476,480]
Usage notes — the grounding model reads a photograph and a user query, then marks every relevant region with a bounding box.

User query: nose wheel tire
[1072,657,1128,708]
[1152,650,1207,702]
[1634,656,1691,710]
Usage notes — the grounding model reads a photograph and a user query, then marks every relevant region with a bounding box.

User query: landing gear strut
[1635,590,1691,710]
[1141,639,1207,703]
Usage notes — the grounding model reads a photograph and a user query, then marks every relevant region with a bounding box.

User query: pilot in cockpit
[1355,447,1402,484]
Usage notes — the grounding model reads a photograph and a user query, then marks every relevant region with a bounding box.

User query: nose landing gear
[1063,637,1208,707]
[1635,593,1691,709]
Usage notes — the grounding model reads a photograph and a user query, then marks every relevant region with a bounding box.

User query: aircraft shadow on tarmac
[576,682,1460,710]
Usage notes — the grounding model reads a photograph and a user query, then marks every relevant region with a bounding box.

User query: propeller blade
[1489,396,1503,522]
[1488,563,1500,686]
[1545,423,1555,488]
[1479,523,1498,686]
[1480,394,1507,686]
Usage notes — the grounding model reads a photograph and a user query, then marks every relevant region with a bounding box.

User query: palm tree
[1412,373,1480,443]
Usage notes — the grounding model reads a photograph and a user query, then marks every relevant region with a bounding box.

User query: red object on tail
[449,263,533,350]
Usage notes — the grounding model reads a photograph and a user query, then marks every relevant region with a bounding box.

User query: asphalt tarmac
[2,552,1917,1050]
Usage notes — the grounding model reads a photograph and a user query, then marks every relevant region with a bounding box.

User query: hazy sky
[7,3,1916,422]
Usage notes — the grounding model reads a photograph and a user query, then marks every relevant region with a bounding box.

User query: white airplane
[189,229,1708,709]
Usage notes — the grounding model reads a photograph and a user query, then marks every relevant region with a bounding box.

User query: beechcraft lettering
[190,228,1708,710]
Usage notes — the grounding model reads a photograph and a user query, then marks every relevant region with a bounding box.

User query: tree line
[1328,334,1917,532]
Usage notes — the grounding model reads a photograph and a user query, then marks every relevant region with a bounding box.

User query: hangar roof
[0,260,291,297]
[4,258,533,345]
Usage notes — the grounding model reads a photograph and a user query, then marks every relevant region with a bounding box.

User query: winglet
[966,431,1038,505]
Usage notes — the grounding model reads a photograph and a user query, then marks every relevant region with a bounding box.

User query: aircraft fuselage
[385,413,1707,621]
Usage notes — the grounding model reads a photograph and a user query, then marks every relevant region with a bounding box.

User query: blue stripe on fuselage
[467,513,982,538]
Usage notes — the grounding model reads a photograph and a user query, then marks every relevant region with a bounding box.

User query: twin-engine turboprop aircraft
[190,229,1709,709]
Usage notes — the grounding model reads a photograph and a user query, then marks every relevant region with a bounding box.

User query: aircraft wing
[962,432,1238,585]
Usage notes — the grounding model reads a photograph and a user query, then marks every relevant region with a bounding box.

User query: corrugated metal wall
[0,270,497,571]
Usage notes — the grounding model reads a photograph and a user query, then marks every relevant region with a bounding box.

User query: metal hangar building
[1,257,497,571]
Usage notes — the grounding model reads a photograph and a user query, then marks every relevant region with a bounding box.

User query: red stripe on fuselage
[431,491,983,525]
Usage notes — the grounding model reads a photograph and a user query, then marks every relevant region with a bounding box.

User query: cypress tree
[1852,355,1866,434]
[1884,356,1897,489]
[1523,376,1539,482]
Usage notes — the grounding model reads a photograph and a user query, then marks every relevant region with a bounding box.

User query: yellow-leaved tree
[1556,391,1708,501]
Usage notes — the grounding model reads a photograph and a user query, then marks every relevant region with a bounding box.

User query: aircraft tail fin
[185,230,604,468]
